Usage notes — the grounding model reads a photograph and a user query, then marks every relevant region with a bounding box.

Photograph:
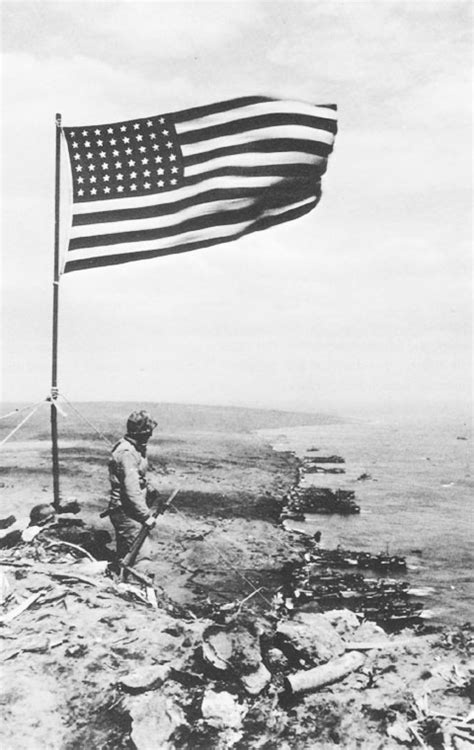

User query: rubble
[201,688,247,728]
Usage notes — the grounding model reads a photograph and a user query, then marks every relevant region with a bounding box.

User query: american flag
[62,96,337,273]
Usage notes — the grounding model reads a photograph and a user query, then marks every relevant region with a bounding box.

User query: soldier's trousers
[109,508,153,574]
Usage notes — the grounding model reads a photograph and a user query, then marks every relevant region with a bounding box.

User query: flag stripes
[64,197,317,273]
[62,96,337,273]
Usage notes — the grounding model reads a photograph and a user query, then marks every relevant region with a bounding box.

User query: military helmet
[29,503,55,526]
[126,410,158,436]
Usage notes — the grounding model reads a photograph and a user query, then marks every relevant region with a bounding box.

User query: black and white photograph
[0,1,472,748]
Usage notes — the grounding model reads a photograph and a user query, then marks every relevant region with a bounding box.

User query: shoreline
[0,407,472,748]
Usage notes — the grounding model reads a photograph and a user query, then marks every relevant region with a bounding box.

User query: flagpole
[51,112,62,511]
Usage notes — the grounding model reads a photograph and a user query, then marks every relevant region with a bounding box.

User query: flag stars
[70,115,181,201]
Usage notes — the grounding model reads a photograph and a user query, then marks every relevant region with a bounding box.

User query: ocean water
[259,408,473,625]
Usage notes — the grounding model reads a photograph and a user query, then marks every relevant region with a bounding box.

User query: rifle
[121,486,180,573]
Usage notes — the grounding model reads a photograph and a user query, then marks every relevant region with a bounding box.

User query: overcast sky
[1,0,471,414]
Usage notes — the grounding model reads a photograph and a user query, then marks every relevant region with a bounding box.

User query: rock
[202,620,264,676]
[118,663,172,694]
[201,689,247,729]
[129,692,185,750]
[22,525,43,542]
[277,612,345,664]
[202,626,233,672]
[322,609,360,637]
[265,647,290,673]
[387,715,412,744]
[352,621,388,642]
[240,662,271,695]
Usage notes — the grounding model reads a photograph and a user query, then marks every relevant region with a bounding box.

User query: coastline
[0,405,472,748]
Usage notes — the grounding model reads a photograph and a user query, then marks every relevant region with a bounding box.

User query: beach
[0,402,472,749]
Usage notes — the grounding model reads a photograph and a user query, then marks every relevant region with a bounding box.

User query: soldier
[107,409,158,572]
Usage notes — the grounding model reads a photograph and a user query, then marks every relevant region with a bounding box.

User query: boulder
[118,663,172,694]
[201,689,247,729]
[128,692,185,750]
[202,620,264,676]
[322,609,360,637]
[352,620,388,642]
[240,663,271,695]
[276,612,345,664]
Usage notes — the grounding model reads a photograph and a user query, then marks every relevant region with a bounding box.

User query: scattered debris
[285,650,366,695]
[0,589,45,624]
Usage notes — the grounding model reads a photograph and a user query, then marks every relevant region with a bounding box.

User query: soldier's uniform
[107,411,157,571]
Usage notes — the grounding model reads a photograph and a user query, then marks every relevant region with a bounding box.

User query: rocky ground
[0,404,472,749]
